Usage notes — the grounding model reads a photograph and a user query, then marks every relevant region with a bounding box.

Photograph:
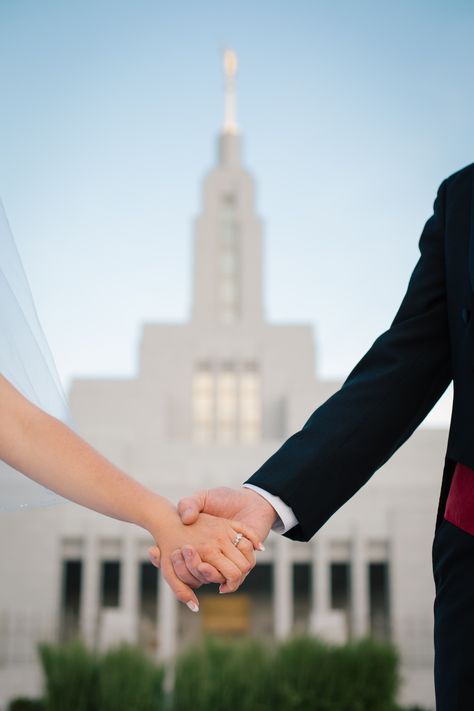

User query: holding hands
[148,498,265,611]
[149,487,278,605]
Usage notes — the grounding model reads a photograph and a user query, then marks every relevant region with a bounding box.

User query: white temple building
[0,51,447,709]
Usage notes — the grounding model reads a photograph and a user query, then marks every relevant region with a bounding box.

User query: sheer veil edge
[0,199,69,511]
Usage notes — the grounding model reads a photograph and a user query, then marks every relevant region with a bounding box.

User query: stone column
[351,530,368,638]
[158,577,177,661]
[312,537,330,615]
[273,536,293,639]
[121,537,139,644]
[310,537,349,644]
[80,536,100,647]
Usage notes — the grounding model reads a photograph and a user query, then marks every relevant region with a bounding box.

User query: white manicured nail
[186,601,199,612]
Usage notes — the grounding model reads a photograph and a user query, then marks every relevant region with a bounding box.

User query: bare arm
[0,374,167,530]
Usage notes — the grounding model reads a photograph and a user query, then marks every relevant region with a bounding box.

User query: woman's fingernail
[257,543,265,551]
[186,601,199,612]
[183,508,193,519]
[219,585,225,594]
[183,548,192,559]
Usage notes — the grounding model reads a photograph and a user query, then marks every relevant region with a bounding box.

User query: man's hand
[178,487,277,540]
[148,487,277,587]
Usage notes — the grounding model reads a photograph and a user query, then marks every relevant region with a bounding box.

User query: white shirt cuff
[243,484,299,534]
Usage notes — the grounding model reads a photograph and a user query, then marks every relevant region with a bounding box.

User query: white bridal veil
[0,199,69,510]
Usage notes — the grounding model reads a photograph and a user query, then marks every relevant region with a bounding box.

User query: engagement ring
[232,533,243,548]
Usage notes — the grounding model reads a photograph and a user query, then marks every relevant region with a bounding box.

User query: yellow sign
[201,594,250,634]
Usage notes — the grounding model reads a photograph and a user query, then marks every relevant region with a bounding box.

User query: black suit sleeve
[245,179,453,541]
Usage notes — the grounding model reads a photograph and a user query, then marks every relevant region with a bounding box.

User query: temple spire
[192,51,263,325]
[223,49,238,135]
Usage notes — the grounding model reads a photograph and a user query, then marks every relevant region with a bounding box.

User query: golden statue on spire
[223,49,238,135]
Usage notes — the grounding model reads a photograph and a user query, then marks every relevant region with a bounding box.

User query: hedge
[9,635,422,711]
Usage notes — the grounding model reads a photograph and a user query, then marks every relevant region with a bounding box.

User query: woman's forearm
[0,375,169,533]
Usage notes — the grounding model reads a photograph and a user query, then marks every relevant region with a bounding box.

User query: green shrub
[37,635,400,711]
[97,644,165,711]
[268,636,399,711]
[38,640,98,711]
[8,700,45,711]
[173,636,271,711]
[38,641,165,711]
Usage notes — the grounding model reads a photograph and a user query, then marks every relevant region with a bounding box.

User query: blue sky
[1,0,473,426]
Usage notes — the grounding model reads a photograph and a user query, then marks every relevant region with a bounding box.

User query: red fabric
[444,462,474,536]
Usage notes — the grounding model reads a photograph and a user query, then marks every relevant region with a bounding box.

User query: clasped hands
[148,487,277,612]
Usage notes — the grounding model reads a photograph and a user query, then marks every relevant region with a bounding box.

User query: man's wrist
[243,484,298,534]
[241,487,278,541]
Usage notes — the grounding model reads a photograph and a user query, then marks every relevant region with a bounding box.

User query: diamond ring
[232,533,243,548]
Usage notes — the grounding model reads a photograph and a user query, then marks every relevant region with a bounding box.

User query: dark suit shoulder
[440,162,474,213]
[444,162,474,190]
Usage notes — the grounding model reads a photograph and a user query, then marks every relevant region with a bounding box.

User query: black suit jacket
[246,163,474,542]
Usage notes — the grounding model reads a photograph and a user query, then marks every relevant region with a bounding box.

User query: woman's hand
[149,503,262,610]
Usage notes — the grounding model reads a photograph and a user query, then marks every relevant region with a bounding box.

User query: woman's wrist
[138,491,179,541]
